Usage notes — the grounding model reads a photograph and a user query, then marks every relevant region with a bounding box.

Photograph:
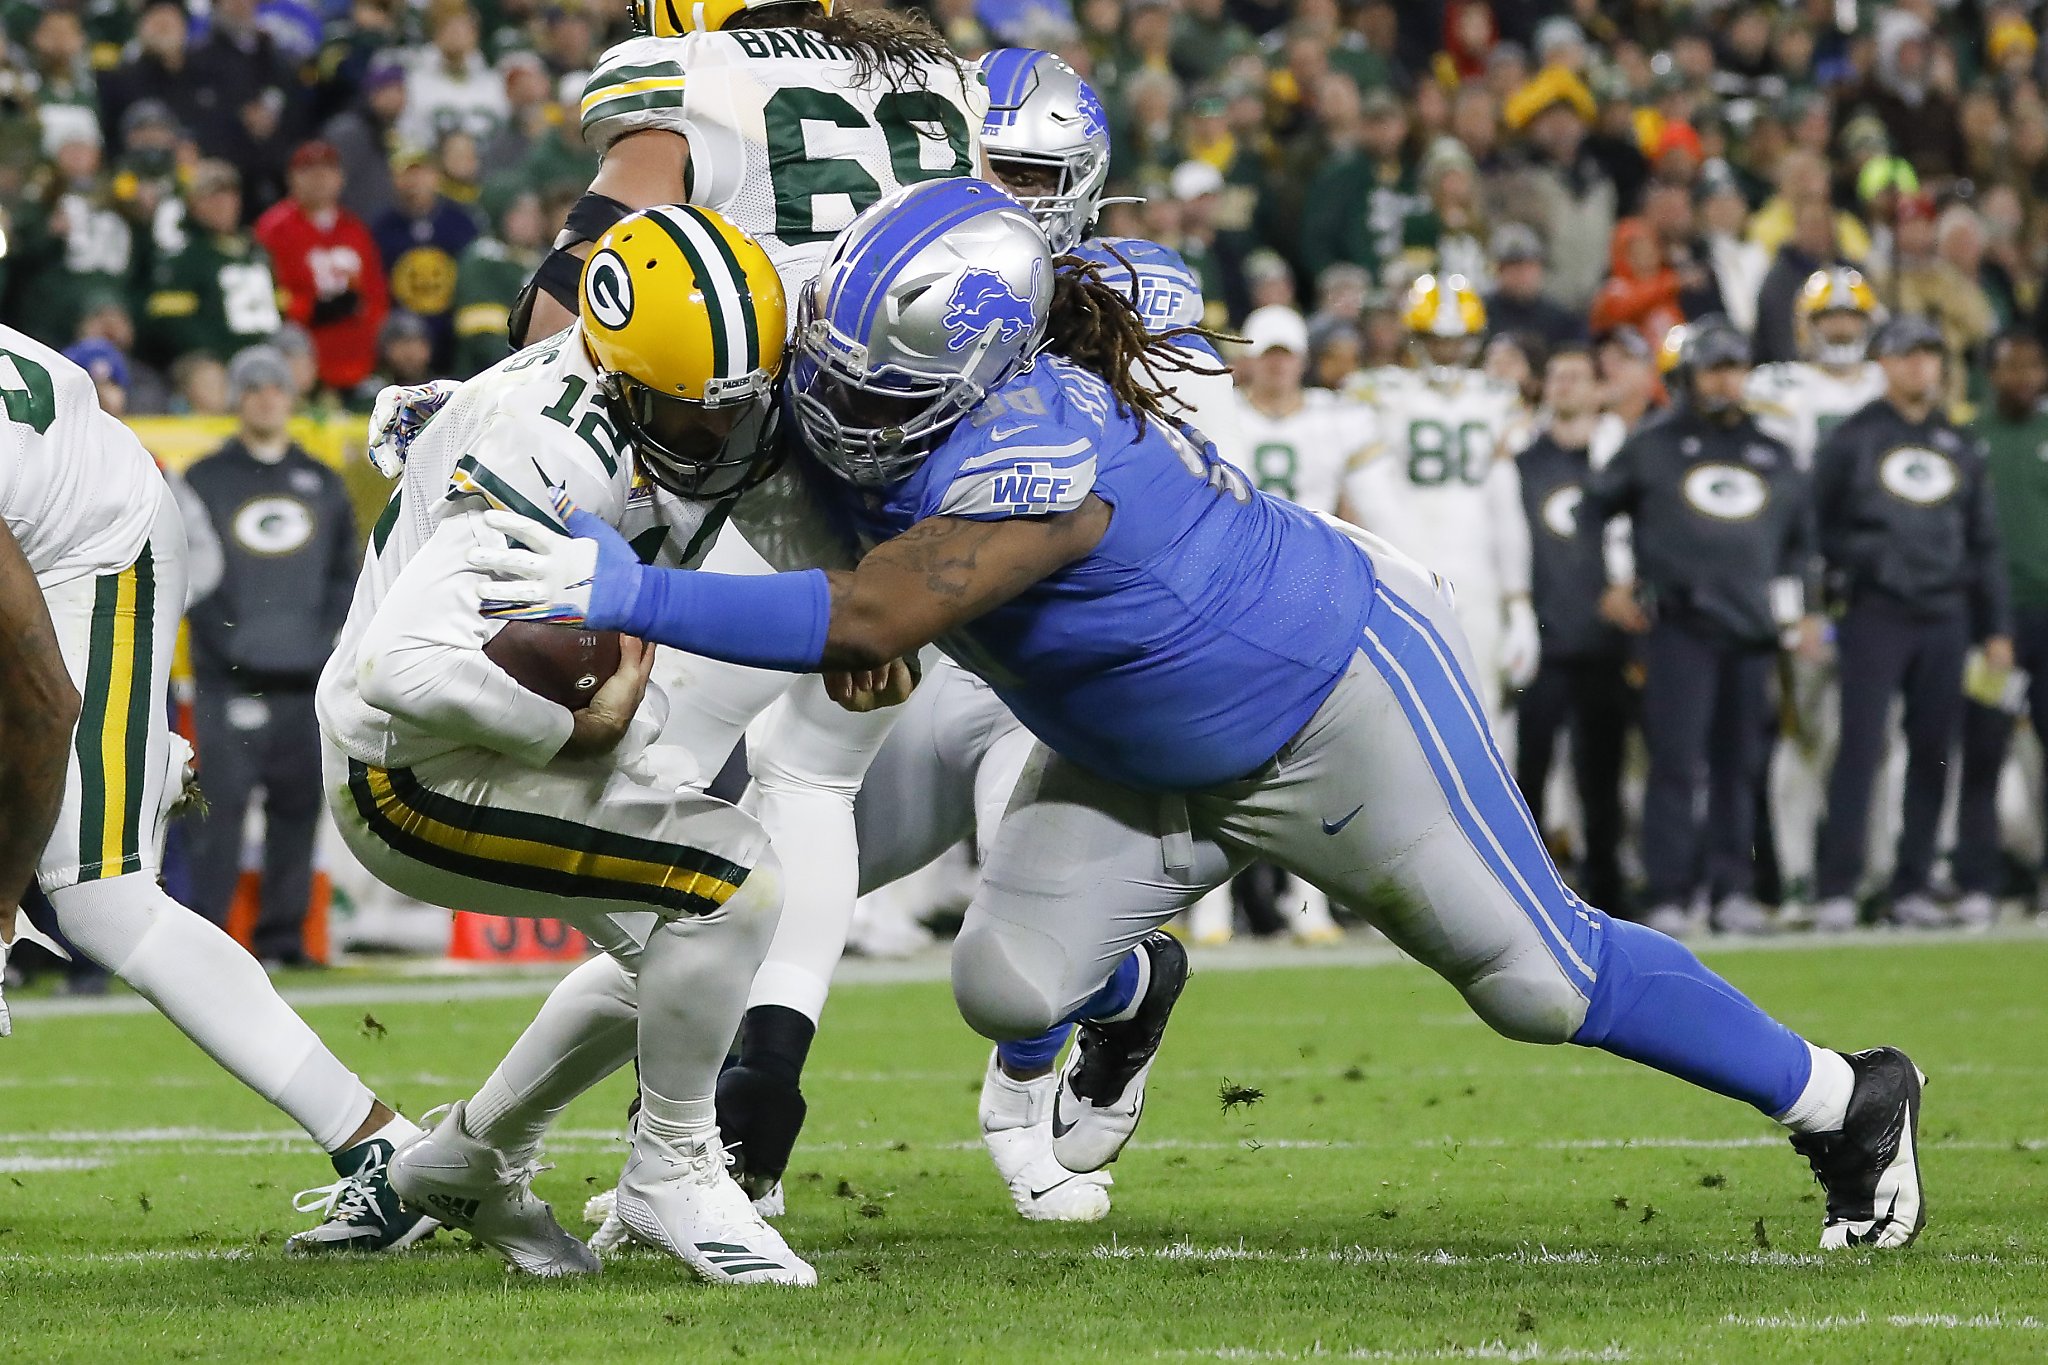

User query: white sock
[50,875,375,1151]
[979,1050,1052,1131]
[638,1081,717,1147]
[1099,946,1152,1025]
[352,1113,422,1154]
[1776,1043,1856,1134]
[464,953,640,1156]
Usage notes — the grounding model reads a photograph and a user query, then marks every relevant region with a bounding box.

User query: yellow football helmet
[1794,266,1882,369]
[630,0,831,37]
[1402,273,1486,374]
[580,204,788,499]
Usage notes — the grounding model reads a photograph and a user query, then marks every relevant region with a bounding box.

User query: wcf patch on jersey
[987,461,1077,513]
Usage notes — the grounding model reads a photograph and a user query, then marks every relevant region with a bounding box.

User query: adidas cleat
[1790,1047,1927,1250]
[387,1103,597,1276]
[613,1126,815,1286]
[1051,931,1189,1173]
[286,1136,439,1254]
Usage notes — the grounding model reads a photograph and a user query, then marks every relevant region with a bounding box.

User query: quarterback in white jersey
[328,207,824,1285]
[1230,304,1373,514]
[1342,275,1539,720]
[1744,267,1887,468]
[0,325,434,1254]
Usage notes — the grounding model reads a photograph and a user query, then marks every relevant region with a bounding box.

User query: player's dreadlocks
[1046,252,1235,435]
[727,5,963,86]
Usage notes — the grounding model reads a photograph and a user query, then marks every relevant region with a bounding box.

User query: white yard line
[11,924,2042,1021]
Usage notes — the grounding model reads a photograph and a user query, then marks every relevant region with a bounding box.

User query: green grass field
[4,937,2046,1363]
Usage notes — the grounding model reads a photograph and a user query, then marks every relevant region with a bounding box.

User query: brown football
[482,621,622,711]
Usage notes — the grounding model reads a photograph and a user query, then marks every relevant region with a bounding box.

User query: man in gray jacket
[181,346,359,965]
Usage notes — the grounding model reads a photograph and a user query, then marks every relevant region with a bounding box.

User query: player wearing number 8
[1340,274,1540,723]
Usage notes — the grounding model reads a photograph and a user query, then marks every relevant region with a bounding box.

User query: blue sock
[996,1025,1072,1073]
[1069,950,1141,1024]
[1572,916,1812,1115]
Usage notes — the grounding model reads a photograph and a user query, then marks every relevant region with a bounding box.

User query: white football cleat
[978,1051,1111,1222]
[612,1126,815,1286]
[1710,894,1774,937]
[388,1104,597,1276]
[1642,903,1695,938]
[583,1188,631,1255]
[1890,895,1951,930]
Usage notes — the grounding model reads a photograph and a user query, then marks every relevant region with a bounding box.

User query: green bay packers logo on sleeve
[231,496,316,555]
[1682,463,1769,521]
[1878,446,1958,505]
[1541,484,1583,539]
[584,249,635,330]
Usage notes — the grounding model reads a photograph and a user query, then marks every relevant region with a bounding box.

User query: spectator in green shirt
[1956,328,2048,926]
[449,184,555,377]
[139,159,284,368]
[6,119,136,343]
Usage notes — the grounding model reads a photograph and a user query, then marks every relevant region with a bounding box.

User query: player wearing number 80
[1342,275,1539,723]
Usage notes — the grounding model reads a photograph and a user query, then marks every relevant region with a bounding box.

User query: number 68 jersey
[1339,364,1531,606]
[581,29,985,295]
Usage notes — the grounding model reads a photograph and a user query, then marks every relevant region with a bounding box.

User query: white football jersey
[0,324,160,589]
[1340,365,1531,603]
[321,329,725,770]
[1228,388,1373,515]
[580,29,985,298]
[1745,360,1885,468]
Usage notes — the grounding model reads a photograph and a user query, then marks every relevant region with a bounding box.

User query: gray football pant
[947,542,1607,1048]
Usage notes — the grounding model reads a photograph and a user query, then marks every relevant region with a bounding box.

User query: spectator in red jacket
[255,141,388,394]
[1589,217,1682,350]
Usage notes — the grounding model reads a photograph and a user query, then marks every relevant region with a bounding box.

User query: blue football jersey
[835,355,1375,790]
[1068,236,1219,362]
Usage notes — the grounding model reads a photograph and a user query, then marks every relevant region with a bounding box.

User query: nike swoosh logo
[1051,1098,1076,1139]
[1028,1176,1079,1201]
[1322,804,1365,836]
[989,422,1031,441]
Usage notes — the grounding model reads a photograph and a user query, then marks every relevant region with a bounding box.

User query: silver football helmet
[977,49,1112,255]
[791,178,1053,487]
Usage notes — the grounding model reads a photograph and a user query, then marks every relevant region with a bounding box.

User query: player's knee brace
[1457,945,1592,1045]
[950,924,1064,1041]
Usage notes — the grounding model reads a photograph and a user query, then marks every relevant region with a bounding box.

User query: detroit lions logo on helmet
[1076,83,1108,140]
[943,268,1035,352]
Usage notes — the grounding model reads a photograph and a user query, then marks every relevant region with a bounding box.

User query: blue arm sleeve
[610,566,834,671]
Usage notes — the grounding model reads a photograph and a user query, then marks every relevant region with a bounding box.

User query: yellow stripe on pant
[347,761,747,917]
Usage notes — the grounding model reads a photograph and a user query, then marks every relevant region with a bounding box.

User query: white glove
[467,508,604,624]
[366,379,460,477]
[1501,595,1540,691]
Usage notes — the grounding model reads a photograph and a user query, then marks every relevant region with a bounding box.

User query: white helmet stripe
[661,205,757,377]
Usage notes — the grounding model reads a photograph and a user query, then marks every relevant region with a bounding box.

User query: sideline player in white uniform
[326,207,819,1284]
[1341,275,1539,727]
[0,324,433,1254]
[1744,269,1887,928]
[1230,304,1374,516]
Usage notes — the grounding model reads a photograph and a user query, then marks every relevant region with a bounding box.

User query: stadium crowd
[2,0,2047,947]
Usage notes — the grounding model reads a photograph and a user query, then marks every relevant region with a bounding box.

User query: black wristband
[559,191,632,248]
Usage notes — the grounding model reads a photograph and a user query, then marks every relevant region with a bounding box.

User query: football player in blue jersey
[473,179,1928,1253]
[975,48,1242,464]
